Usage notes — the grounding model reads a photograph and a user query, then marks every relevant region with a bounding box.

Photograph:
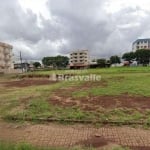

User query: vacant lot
[1,67,150,149]
[0,67,150,125]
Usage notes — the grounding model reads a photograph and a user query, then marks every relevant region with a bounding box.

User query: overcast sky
[0,0,150,60]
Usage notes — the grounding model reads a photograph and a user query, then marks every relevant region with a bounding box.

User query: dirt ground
[40,79,149,111]
[0,79,57,87]
[1,77,150,149]
[50,88,150,111]
[1,78,150,111]
[1,79,150,111]
[78,136,109,148]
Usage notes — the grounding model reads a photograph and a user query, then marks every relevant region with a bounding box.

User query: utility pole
[20,51,23,73]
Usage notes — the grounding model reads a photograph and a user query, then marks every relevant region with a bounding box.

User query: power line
[20,51,23,73]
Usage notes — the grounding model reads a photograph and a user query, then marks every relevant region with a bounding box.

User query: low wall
[2,69,22,74]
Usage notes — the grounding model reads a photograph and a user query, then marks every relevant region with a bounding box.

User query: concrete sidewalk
[0,122,150,149]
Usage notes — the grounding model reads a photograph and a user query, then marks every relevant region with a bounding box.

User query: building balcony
[0,62,5,67]
[0,55,5,59]
[5,63,11,67]
[4,49,10,55]
[4,56,10,61]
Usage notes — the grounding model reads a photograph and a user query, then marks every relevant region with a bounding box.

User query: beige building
[0,42,13,71]
[132,39,150,51]
[69,50,90,69]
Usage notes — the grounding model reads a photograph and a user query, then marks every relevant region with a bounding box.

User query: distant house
[14,61,30,71]
[130,60,138,67]
[123,61,130,66]
[132,38,150,51]
[13,59,42,72]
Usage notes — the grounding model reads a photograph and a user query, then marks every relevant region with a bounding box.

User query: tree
[33,62,41,68]
[110,55,121,64]
[122,52,136,62]
[55,55,69,68]
[135,49,150,65]
[42,57,54,67]
[42,55,69,68]
[97,59,106,68]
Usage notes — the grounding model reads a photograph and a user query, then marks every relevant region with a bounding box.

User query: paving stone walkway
[0,122,150,149]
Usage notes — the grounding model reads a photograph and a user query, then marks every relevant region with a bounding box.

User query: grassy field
[0,142,130,150]
[0,67,150,126]
[0,142,93,150]
[19,66,150,75]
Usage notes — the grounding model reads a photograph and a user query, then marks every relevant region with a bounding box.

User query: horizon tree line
[32,49,150,69]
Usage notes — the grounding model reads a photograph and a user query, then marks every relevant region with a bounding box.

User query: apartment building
[0,42,13,71]
[132,38,150,51]
[69,50,90,69]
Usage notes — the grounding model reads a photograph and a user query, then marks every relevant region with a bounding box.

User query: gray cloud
[0,0,41,42]
[0,0,150,60]
[47,0,150,58]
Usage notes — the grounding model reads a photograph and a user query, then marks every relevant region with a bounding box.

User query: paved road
[0,122,150,149]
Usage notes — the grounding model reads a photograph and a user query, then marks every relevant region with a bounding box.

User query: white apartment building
[132,39,150,51]
[69,50,90,69]
[0,42,13,71]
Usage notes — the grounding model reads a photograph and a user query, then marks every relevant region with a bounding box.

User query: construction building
[132,38,150,51]
[0,42,13,72]
[69,50,90,69]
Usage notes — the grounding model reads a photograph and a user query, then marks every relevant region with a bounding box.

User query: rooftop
[70,50,89,54]
[133,38,150,44]
[0,42,13,49]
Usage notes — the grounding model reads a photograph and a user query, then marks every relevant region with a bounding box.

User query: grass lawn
[0,67,150,126]
[0,141,130,150]
[0,142,93,150]
[18,66,150,75]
